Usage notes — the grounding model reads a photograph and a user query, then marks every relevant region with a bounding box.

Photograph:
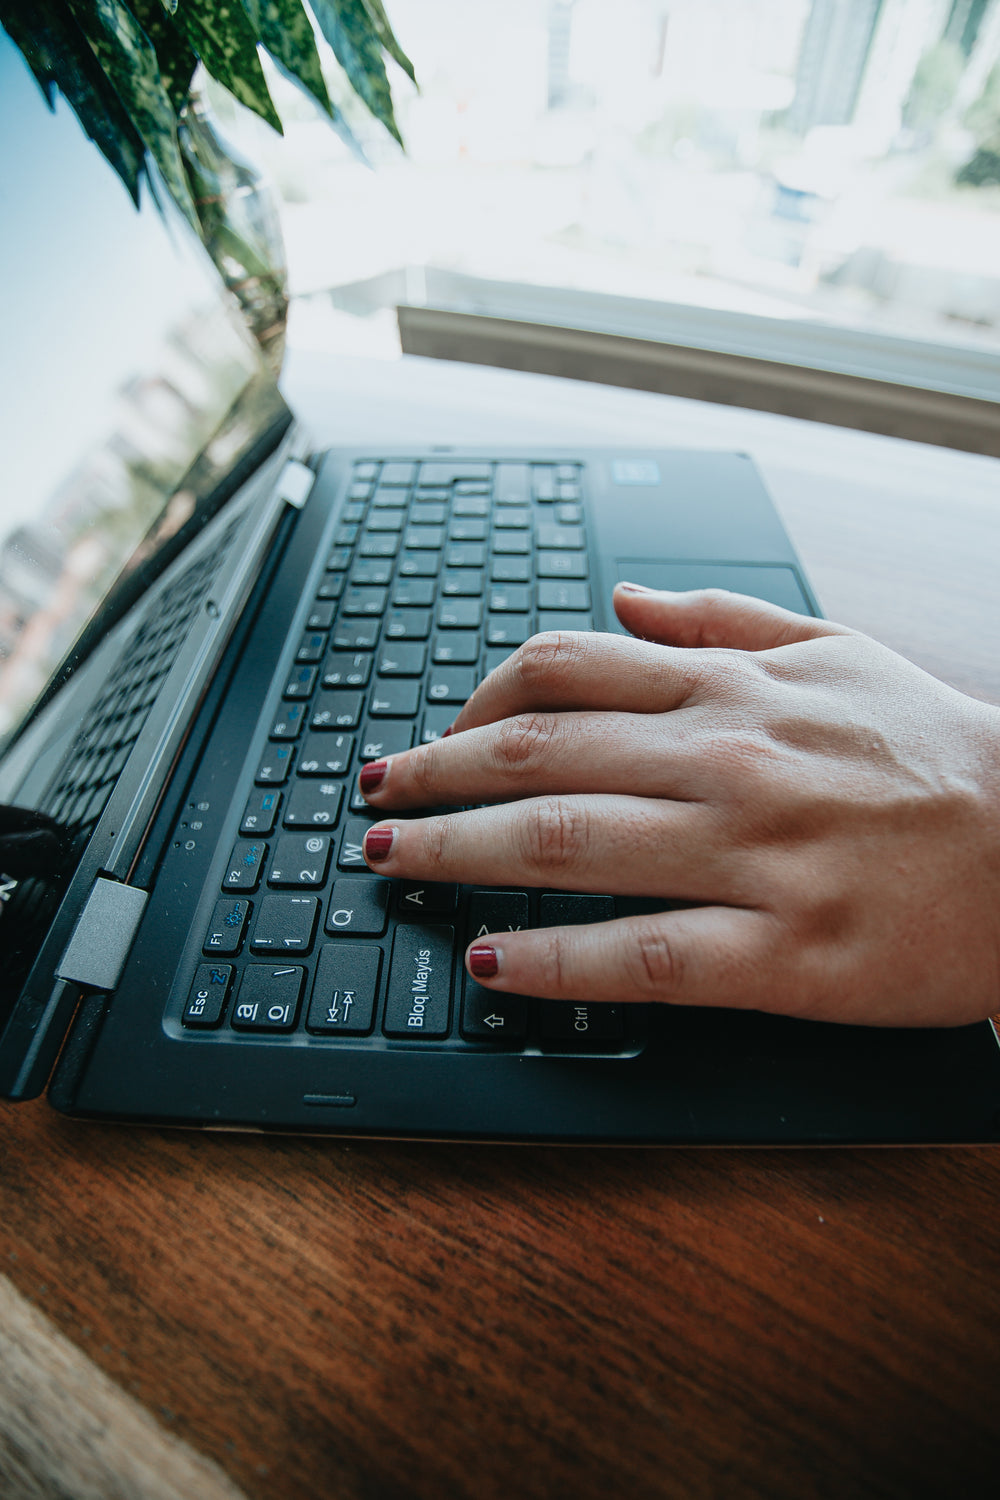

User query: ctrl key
[230,966,303,1031]
[183,964,232,1028]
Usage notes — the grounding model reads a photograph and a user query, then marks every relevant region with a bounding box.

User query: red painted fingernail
[359,759,388,794]
[468,944,500,979]
[442,725,453,738]
[617,580,653,594]
[363,826,396,863]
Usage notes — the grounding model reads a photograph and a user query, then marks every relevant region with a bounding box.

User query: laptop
[3,35,999,1144]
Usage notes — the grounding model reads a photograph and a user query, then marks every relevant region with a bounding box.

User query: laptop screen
[0,28,283,751]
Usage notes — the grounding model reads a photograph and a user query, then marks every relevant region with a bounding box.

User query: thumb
[612,582,850,652]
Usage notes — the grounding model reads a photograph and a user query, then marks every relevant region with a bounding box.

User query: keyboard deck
[176,457,644,1056]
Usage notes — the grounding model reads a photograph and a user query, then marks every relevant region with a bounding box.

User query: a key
[421,706,454,743]
[378,642,427,677]
[359,534,399,558]
[426,667,476,705]
[491,533,530,555]
[322,653,372,689]
[297,732,353,776]
[461,984,528,1042]
[539,1001,624,1042]
[325,877,391,936]
[444,545,485,569]
[251,894,318,950]
[486,616,533,648]
[556,503,582,524]
[532,467,557,501]
[539,895,615,926]
[349,558,392,585]
[326,547,352,571]
[334,523,358,547]
[538,525,584,550]
[268,836,330,889]
[223,841,266,892]
[270,702,306,740]
[306,600,336,630]
[282,780,344,829]
[365,510,406,533]
[385,609,431,640]
[203,898,250,956]
[441,569,484,597]
[369,681,421,717]
[380,461,416,486]
[412,502,447,525]
[256,743,294,784]
[405,526,444,550]
[359,720,414,761]
[494,463,530,504]
[241,789,281,837]
[341,586,388,616]
[230,967,303,1032]
[393,578,435,608]
[536,612,593,634]
[310,692,363,730]
[308,945,382,1035]
[437,598,482,630]
[383,924,454,1038]
[284,665,318,700]
[432,632,480,665]
[449,519,486,542]
[489,586,531,613]
[331,619,378,651]
[296,630,327,664]
[399,882,457,917]
[183,965,232,1028]
[398,554,440,579]
[537,580,591,611]
[536,552,587,579]
[468,890,530,939]
[491,556,530,583]
[484,647,517,675]
[316,575,345,600]
[452,496,489,517]
[493,508,530,529]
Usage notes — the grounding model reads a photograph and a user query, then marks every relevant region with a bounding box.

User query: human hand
[359,585,1000,1026]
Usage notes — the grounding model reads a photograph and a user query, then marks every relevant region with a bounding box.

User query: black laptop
[3,32,999,1143]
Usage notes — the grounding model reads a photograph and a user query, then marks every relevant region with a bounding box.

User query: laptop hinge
[55,877,148,991]
[275,458,315,510]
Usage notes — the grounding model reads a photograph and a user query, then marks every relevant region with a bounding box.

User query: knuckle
[515,630,590,696]
[420,814,453,874]
[520,796,587,875]
[626,919,682,998]
[491,712,558,777]
[407,737,444,800]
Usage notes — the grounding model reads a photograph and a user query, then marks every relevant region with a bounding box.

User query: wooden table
[3,353,999,1500]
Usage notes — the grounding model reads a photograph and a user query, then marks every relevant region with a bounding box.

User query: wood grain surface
[3,361,1000,1500]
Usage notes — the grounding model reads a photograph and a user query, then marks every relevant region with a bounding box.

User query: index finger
[451,630,701,734]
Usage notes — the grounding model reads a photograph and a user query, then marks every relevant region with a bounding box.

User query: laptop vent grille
[43,520,240,842]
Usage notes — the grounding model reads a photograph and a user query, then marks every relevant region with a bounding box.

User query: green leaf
[361,0,415,85]
[309,0,402,144]
[131,0,198,114]
[64,0,198,227]
[242,0,332,115]
[170,0,283,133]
[0,1,149,203]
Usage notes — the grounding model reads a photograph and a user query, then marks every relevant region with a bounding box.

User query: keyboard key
[203,898,250,956]
[241,789,281,836]
[491,532,530,555]
[268,837,330,889]
[325,878,391,936]
[341,586,388,616]
[426,667,477,704]
[326,547,352,571]
[398,552,440,577]
[399,882,457,916]
[495,463,530,503]
[338,817,377,870]
[556,503,582,524]
[486,616,533,648]
[183,965,232,1028]
[270,702,306,739]
[306,600,336,630]
[453,496,490,517]
[412,502,447,525]
[536,552,587,579]
[556,464,578,481]
[251,894,318,950]
[432,632,480,664]
[489,585,531,612]
[297,732,353,777]
[366,510,406,532]
[380,461,416,486]
[296,630,327,663]
[378,642,427,676]
[539,1001,624,1042]
[282,780,344,829]
[284,665,318,699]
[441,569,484,597]
[405,526,445,550]
[255,743,294,785]
[308,945,382,1035]
[342,502,366,524]
[350,558,393,585]
[538,525,584,550]
[421,706,454,742]
[231,966,303,1031]
[316,575,345,600]
[359,534,399,558]
[461,984,528,1042]
[454,479,490,495]
[331,619,379,651]
[353,461,378,481]
[383,924,454,1038]
[493,507,530,529]
[369,681,421,717]
[537,580,591,610]
[445,544,486,569]
[484,647,517,675]
[536,612,593,634]
[322,653,372,689]
[468,890,530,938]
[539,895,615,926]
[437,598,482,629]
[311,692,363,730]
[223,841,266,892]
[393,578,435,608]
[359,719,414,761]
[491,556,530,583]
[371,486,407,507]
[385,609,431,640]
[532,467,557,501]
[334,523,358,547]
[420,461,490,485]
[449,519,486,542]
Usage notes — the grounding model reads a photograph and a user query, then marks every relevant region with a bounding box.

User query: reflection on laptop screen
[0,28,269,748]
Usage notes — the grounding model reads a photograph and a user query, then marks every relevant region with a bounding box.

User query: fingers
[362,796,745,903]
[613,583,850,651]
[359,710,703,810]
[449,630,700,734]
[465,906,779,1011]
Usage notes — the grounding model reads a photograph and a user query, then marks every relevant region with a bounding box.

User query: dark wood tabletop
[3,358,999,1500]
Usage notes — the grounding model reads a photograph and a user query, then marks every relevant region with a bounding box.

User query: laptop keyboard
[180,458,641,1055]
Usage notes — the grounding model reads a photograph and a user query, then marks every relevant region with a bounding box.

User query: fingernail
[442,725,453,738]
[617,580,653,594]
[363,826,396,863]
[468,943,500,979]
[359,759,388,795]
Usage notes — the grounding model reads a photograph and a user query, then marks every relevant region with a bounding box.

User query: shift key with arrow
[461,890,530,1041]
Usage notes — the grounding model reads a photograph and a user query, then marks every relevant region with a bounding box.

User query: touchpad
[615,560,814,615]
